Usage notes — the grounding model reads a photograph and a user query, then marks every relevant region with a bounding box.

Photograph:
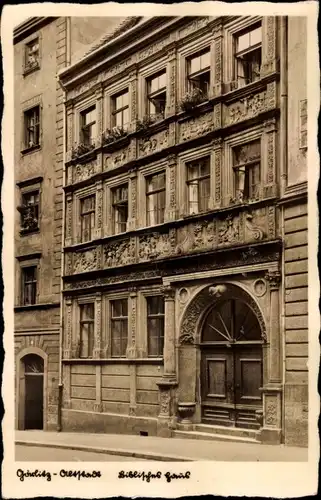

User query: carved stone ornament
[218,214,239,244]
[139,231,174,262]
[179,283,267,344]
[73,248,97,274]
[226,84,276,126]
[160,284,175,300]
[179,17,210,39]
[265,270,281,289]
[179,113,214,142]
[159,390,171,415]
[104,239,135,268]
[265,397,277,425]
[104,149,128,171]
[138,130,168,158]
[253,279,267,297]
[208,284,227,298]
[245,212,265,241]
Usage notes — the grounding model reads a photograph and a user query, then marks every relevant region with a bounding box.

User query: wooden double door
[23,354,44,430]
[200,296,263,429]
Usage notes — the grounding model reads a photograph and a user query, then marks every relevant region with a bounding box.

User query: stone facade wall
[283,202,308,446]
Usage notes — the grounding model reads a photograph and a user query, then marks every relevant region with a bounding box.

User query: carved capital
[167,154,177,166]
[160,284,175,300]
[265,271,281,289]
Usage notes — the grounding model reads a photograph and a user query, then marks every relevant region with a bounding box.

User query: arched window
[23,354,44,373]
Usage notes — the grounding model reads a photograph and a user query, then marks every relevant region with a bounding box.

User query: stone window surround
[21,95,42,154]
[223,124,267,206]
[18,177,43,234]
[138,286,165,359]
[178,32,215,101]
[16,254,41,307]
[103,76,131,133]
[72,294,96,358]
[103,291,130,359]
[177,143,214,217]
[137,54,168,119]
[103,170,130,238]
[223,16,263,85]
[136,158,169,228]
[73,184,97,245]
[23,32,42,76]
[72,95,97,149]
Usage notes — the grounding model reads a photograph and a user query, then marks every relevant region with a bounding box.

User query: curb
[15,440,194,462]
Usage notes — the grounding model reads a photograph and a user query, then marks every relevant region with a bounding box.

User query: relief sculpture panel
[73,247,98,274]
[104,238,136,268]
[104,148,129,171]
[224,83,277,126]
[138,130,169,158]
[73,160,97,183]
[179,113,214,142]
[176,219,216,255]
[138,229,176,262]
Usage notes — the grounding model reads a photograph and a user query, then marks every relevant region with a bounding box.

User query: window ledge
[62,357,164,364]
[23,62,40,77]
[21,144,41,156]
[19,227,40,236]
[14,302,60,312]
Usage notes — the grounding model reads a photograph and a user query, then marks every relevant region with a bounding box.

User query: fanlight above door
[202,298,262,343]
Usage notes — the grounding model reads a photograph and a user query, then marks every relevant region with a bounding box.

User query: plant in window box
[17,205,38,231]
[179,88,207,113]
[71,142,95,159]
[102,126,128,145]
[136,113,164,132]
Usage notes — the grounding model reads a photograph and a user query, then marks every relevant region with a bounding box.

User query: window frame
[233,23,262,86]
[23,35,41,75]
[232,139,261,202]
[146,295,165,358]
[186,48,211,97]
[186,157,211,215]
[21,265,37,306]
[110,298,129,358]
[78,302,95,359]
[111,88,130,130]
[24,105,41,150]
[111,183,129,235]
[80,193,96,243]
[20,189,40,233]
[80,105,96,146]
[145,170,166,226]
[146,70,167,119]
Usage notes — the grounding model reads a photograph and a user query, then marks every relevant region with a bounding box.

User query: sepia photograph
[1,2,319,498]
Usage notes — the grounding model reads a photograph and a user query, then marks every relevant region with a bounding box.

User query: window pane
[199,178,210,211]
[115,95,123,110]
[147,296,164,315]
[188,181,199,214]
[116,112,122,127]
[250,26,262,46]
[190,55,201,74]
[200,51,210,69]
[149,75,159,93]
[158,72,166,89]
[236,31,250,52]
[200,159,210,176]
[188,164,199,180]
[122,108,129,127]
[122,91,129,107]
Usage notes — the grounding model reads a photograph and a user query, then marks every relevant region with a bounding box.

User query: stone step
[193,423,258,439]
[173,430,259,444]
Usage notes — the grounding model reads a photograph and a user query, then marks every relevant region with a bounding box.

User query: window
[21,266,37,305]
[19,190,40,232]
[24,106,40,149]
[80,106,96,146]
[112,184,128,234]
[25,38,40,71]
[147,71,167,119]
[147,296,164,357]
[110,299,128,357]
[187,49,211,97]
[146,171,166,226]
[80,195,96,242]
[186,157,210,214]
[79,303,95,358]
[234,24,262,86]
[233,139,261,202]
[112,89,129,129]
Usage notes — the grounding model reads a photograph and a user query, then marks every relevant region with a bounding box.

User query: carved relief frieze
[64,298,72,357]
[176,219,216,255]
[104,238,136,268]
[244,211,265,242]
[73,160,97,183]
[213,139,222,206]
[266,131,275,184]
[214,104,222,129]
[268,206,276,239]
[179,17,210,39]
[218,214,239,245]
[73,247,98,274]
[214,35,222,95]
[64,252,73,276]
[179,113,214,142]
[265,396,277,426]
[138,129,169,158]
[138,37,170,61]
[65,195,73,245]
[225,84,276,126]
[104,148,129,171]
[138,230,175,262]
[169,58,176,111]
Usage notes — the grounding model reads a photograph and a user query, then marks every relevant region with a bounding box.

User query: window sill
[21,144,41,156]
[23,62,40,77]
[19,227,40,236]
[14,302,60,312]
[62,357,164,364]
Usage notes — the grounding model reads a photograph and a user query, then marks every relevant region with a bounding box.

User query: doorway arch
[16,348,47,430]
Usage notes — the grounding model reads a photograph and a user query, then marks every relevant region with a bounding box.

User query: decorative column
[126,286,137,359]
[93,292,102,359]
[95,85,104,173]
[167,45,177,117]
[261,16,278,76]
[95,180,103,239]
[165,155,177,222]
[157,284,177,437]
[63,297,72,359]
[65,193,73,247]
[128,168,137,231]
[66,101,74,155]
[263,118,277,199]
[212,24,223,97]
[129,68,138,133]
[211,138,223,209]
[259,270,282,444]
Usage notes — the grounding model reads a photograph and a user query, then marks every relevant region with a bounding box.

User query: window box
[102,126,128,146]
[179,88,207,113]
[71,142,95,160]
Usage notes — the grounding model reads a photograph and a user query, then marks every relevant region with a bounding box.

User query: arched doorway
[200,288,263,429]
[23,354,44,429]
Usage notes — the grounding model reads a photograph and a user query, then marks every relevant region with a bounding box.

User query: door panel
[234,348,262,405]
[25,374,43,430]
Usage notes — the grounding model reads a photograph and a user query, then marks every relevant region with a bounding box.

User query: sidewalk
[16,430,308,462]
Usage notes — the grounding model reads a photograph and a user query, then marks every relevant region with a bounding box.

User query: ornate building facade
[14,16,130,432]
[58,16,308,446]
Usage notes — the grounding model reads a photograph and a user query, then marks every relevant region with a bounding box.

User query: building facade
[57,15,308,447]
[14,16,129,431]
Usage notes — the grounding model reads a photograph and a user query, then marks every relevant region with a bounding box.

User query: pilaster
[65,193,73,246]
[63,297,72,358]
[126,286,137,358]
[263,118,278,198]
[261,16,278,76]
[212,24,223,97]
[211,138,223,209]
[167,45,177,116]
[66,102,74,152]
[95,85,103,148]
[94,365,102,412]
[129,68,138,133]
[95,180,103,239]
[165,154,177,222]
[93,292,102,359]
[128,168,137,231]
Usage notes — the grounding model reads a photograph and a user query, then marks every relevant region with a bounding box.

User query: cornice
[14,17,57,44]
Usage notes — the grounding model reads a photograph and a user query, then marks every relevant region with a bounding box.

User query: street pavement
[16,445,147,462]
[16,430,308,462]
